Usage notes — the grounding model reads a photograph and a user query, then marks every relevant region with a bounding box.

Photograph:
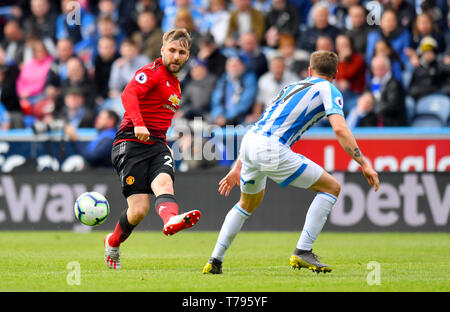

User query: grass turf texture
[0,231,448,292]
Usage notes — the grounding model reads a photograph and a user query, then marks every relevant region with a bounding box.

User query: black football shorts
[111,140,175,198]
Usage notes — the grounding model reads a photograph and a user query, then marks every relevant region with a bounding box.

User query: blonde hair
[162,28,192,50]
[310,50,338,78]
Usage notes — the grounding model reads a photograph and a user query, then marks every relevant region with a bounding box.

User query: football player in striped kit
[204,51,379,274]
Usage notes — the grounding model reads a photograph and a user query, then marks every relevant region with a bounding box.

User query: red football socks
[155,194,179,224]
[108,209,135,247]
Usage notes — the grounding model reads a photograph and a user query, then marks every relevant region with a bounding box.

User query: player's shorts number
[164,155,173,168]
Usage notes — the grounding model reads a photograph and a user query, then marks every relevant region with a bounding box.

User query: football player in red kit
[104,29,201,269]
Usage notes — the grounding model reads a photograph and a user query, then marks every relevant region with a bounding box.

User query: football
[74,192,110,226]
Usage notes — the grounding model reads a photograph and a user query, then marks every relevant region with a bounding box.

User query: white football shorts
[239,131,324,194]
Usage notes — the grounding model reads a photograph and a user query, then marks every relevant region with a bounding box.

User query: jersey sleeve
[120,67,158,127]
[320,81,345,117]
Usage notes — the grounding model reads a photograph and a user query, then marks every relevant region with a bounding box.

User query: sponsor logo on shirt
[164,94,180,112]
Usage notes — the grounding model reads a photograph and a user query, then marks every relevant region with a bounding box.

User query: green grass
[0,231,449,292]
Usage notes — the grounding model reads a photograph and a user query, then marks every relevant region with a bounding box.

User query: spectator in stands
[247,55,299,124]
[297,2,340,53]
[161,0,203,33]
[335,34,366,114]
[270,33,309,79]
[176,58,217,120]
[108,39,150,100]
[439,50,450,96]
[197,33,227,79]
[264,0,301,48]
[210,56,258,126]
[131,10,163,62]
[199,0,230,47]
[56,56,96,114]
[386,0,416,30]
[237,32,268,78]
[45,38,74,102]
[408,36,442,101]
[287,0,312,28]
[16,39,53,110]
[56,0,97,56]
[105,38,149,115]
[420,0,447,30]
[23,0,58,42]
[94,36,119,101]
[225,0,265,47]
[0,100,11,130]
[374,39,405,84]
[345,91,378,128]
[64,108,119,168]
[366,55,407,126]
[0,1,24,33]
[54,86,95,128]
[173,9,201,57]
[365,9,411,70]
[93,16,125,58]
[332,0,360,30]
[0,46,22,128]
[346,4,372,59]
[130,0,164,33]
[315,35,334,52]
[97,0,119,24]
[1,19,26,66]
[411,13,446,54]
[253,0,273,15]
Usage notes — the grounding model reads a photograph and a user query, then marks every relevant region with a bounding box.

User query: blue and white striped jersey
[251,77,344,146]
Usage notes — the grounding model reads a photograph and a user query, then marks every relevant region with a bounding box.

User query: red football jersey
[114,58,181,144]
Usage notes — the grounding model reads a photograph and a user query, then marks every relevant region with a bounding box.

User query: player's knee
[158,182,174,194]
[239,191,264,214]
[152,174,174,195]
[329,180,341,197]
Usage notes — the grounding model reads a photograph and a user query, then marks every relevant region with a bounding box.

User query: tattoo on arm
[354,147,361,158]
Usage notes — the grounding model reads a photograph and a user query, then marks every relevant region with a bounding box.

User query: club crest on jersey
[135,73,147,84]
[126,176,135,185]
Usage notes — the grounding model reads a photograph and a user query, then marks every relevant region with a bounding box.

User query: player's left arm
[328,114,379,191]
[322,82,379,191]
[218,157,242,196]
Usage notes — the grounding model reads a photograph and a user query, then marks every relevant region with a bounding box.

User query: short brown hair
[162,28,192,50]
[309,50,338,78]
[278,33,296,48]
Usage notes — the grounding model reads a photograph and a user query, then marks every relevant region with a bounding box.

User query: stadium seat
[413,94,450,125]
[411,114,443,127]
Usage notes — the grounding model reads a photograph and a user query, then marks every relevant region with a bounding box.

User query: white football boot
[104,233,121,269]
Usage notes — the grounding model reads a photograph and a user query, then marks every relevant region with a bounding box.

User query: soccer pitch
[0,231,448,292]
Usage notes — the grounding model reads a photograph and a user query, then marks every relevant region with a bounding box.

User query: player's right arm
[121,68,155,142]
[218,157,242,196]
[328,114,380,191]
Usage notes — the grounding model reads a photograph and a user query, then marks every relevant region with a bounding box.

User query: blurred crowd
[0,0,449,135]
